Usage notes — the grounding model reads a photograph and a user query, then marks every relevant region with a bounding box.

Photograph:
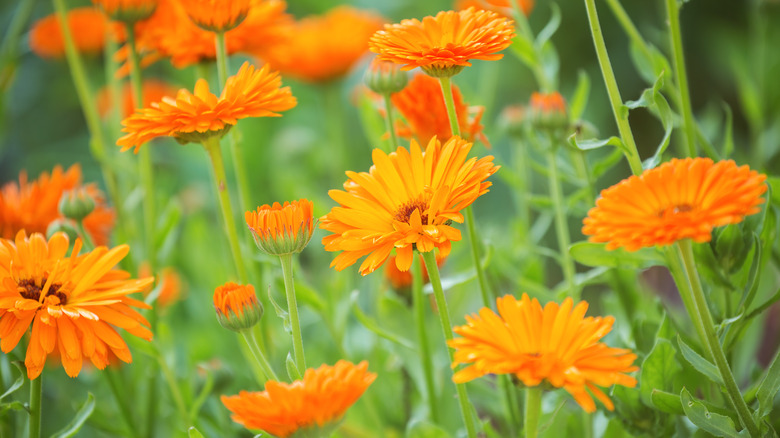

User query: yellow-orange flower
[179,0,252,32]
[139,263,182,309]
[368,7,515,76]
[93,0,158,23]
[582,158,767,251]
[245,199,314,256]
[117,61,296,151]
[320,136,498,275]
[0,231,153,379]
[384,253,444,292]
[213,282,262,331]
[221,360,376,437]
[29,8,121,59]
[97,79,178,119]
[455,0,534,18]
[0,165,115,246]
[450,294,638,412]
[260,6,384,83]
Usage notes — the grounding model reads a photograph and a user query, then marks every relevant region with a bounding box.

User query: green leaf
[677,335,724,385]
[569,242,665,269]
[569,71,590,121]
[0,361,25,402]
[628,40,672,86]
[567,134,627,152]
[267,286,291,333]
[351,291,415,350]
[623,73,673,170]
[188,427,205,438]
[535,3,561,48]
[356,92,389,149]
[591,148,624,178]
[286,352,302,381]
[405,419,452,438]
[640,339,682,406]
[510,34,536,66]
[757,350,780,418]
[680,388,740,437]
[651,389,684,415]
[50,393,95,438]
[720,103,734,157]
[0,401,27,415]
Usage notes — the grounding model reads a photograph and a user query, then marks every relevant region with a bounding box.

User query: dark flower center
[394,199,430,225]
[18,278,66,305]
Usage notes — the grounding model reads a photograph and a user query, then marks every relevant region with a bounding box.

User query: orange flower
[0,165,115,246]
[450,294,638,412]
[117,61,296,151]
[93,0,158,23]
[454,0,534,18]
[259,6,384,83]
[320,136,498,275]
[391,74,487,146]
[97,79,178,119]
[245,199,314,256]
[582,158,767,251]
[29,8,121,59]
[213,282,262,331]
[384,253,445,292]
[139,263,182,309]
[179,0,252,32]
[529,91,568,130]
[0,231,153,379]
[368,7,515,77]
[221,360,376,437]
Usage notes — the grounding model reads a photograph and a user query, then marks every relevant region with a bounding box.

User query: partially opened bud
[92,0,158,24]
[529,91,569,132]
[214,282,263,332]
[245,199,315,256]
[59,188,96,221]
[364,57,408,95]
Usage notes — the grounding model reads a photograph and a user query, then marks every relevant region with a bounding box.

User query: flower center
[18,278,66,305]
[394,199,429,225]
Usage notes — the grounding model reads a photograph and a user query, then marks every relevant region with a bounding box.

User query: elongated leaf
[0,361,24,402]
[757,350,780,418]
[535,3,561,48]
[286,352,302,381]
[569,71,590,121]
[510,35,536,66]
[50,393,95,438]
[188,427,205,438]
[267,286,291,333]
[677,335,723,385]
[640,339,681,405]
[680,388,740,438]
[721,103,734,157]
[568,134,626,152]
[0,401,27,415]
[651,389,684,415]
[624,74,673,170]
[351,291,415,350]
[406,419,452,438]
[569,242,664,269]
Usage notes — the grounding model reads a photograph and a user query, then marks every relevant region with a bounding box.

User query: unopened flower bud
[245,199,315,256]
[46,219,80,242]
[59,189,95,221]
[530,91,569,132]
[214,282,263,332]
[92,0,157,24]
[364,58,408,95]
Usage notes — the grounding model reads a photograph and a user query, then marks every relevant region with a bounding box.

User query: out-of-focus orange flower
[582,158,767,251]
[529,91,568,130]
[117,62,296,151]
[29,8,122,59]
[245,199,314,256]
[221,360,376,437]
[364,57,408,95]
[384,253,445,292]
[391,74,487,146]
[0,165,115,246]
[179,0,252,32]
[455,0,534,18]
[369,7,515,77]
[93,0,158,23]
[260,6,384,83]
[139,263,182,309]
[213,282,262,332]
[450,294,638,412]
[97,79,178,119]
[0,231,153,379]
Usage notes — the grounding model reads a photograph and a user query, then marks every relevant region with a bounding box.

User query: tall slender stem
[437,77,461,137]
[546,146,577,298]
[412,255,438,423]
[202,137,249,283]
[104,369,139,438]
[28,376,41,438]
[421,251,478,438]
[672,240,760,436]
[0,0,38,89]
[509,0,554,92]
[279,254,306,374]
[75,220,95,251]
[241,330,279,382]
[524,387,542,438]
[382,93,399,152]
[583,0,643,176]
[665,0,697,158]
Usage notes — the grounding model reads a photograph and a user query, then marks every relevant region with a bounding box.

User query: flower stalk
[664,0,697,158]
[382,93,399,151]
[412,256,438,423]
[279,253,306,375]
[28,375,41,438]
[546,144,577,298]
[524,387,542,438]
[241,330,279,382]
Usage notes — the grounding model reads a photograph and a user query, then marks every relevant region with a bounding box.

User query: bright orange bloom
[179,0,252,32]
[117,61,296,151]
[368,7,515,76]
[222,360,376,437]
[0,231,153,379]
[0,165,115,246]
[450,294,638,412]
[93,0,158,22]
[320,136,498,275]
[213,282,262,331]
[455,0,534,18]
[245,199,314,256]
[260,6,384,83]
[582,158,767,251]
[29,8,120,59]
[391,74,487,146]
[97,79,178,119]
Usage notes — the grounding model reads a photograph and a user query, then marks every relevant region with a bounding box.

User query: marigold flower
[320,136,498,275]
[450,294,638,412]
[139,263,182,309]
[368,7,515,77]
[455,0,534,18]
[260,6,384,83]
[117,61,296,151]
[582,158,767,251]
[0,231,153,379]
[0,165,115,246]
[384,254,445,293]
[93,0,158,23]
[97,80,178,119]
[245,199,314,256]
[179,0,252,32]
[29,8,120,59]
[213,282,262,332]
[221,360,376,437]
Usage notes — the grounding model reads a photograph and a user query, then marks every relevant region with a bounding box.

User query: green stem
[509,0,554,92]
[75,220,95,251]
[28,375,41,438]
[662,246,707,346]
[672,240,760,437]
[500,375,520,437]
[583,0,643,176]
[665,0,697,158]
[546,146,577,298]
[382,93,399,151]
[214,32,229,86]
[0,0,38,90]
[104,369,139,438]
[421,251,478,438]
[279,254,306,374]
[202,137,249,283]
[412,255,438,423]
[156,350,190,425]
[437,77,461,137]
[524,387,542,438]
[240,330,279,382]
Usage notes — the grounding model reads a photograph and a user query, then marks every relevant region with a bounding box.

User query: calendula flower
[92,0,158,23]
[139,263,182,309]
[450,294,638,412]
[391,74,487,146]
[368,7,515,77]
[384,253,445,294]
[97,80,178,119]
[117,61,296,151]
[213,282,262,332]
[29,8,121,59]
[0,165,115,246]
[455,0,534,18]
[221,360,376,437]
[320,136,498,275]
[179,0,252,32]
[245,199,314,256]
[0,231,153,379]
[259,6,384,83]
[582,158,767,251]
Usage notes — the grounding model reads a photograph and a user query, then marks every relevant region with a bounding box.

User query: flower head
[245,199,314,256]
[139,263,182,310]
[364,57,408,95]
[450,294,638,412]
[0,165,115,246]
[29,8,121,59]
[97,80,178,119]
[179,0,252,32]
[117,62,296,151]
[0,231,153,379]
[320,136,498,275]
[221,360,376,437]
[368,7,515,77]
[92,0,158,23]
[213,282,262,332]
[582,158,767,251]
[260,6,384,83]
[455,0,534,18]
[530,91,568,130]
